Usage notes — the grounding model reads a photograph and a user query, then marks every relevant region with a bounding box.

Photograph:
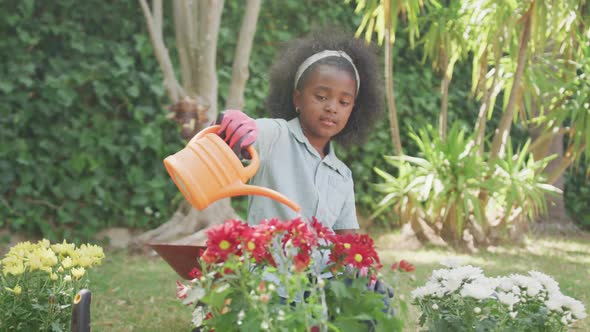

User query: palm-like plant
[493,140,561,227]
[374,125,498,245]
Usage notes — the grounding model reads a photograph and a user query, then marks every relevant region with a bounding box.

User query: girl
[216,28,384,234]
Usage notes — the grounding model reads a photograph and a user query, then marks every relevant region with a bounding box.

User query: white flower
[432,303,439,310]
[460,281,494,300]
[526,283,542,297]
[474,307,481,314]
[497,291,520,310]
[238,310,245,320]
[510,311,518,319]
[411,281,441,299]
[561,295,587,320]
[431,268,450,281]
[529,271,560,294]
[496,277,514,292]
[261,321,269,330]
[441,277,463,294]
[192,306,205,327]
[545,293,566,312]
[452,265,484,281]
[509,274,542,297]
[411,286,429,299]
[511,286,521,296]
[440,257,463,268]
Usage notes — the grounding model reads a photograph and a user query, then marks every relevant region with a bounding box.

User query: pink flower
[176,281,190,299]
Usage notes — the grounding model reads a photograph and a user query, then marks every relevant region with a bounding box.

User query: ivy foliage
[0,1,181,240]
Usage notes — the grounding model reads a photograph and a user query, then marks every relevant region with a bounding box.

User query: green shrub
[0,1,181,240]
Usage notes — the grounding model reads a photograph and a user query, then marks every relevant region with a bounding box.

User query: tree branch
[225,0,261,110]
[384,0,403,155]
[195,0,224,119]
[490,5,533,161]
[547,144,585,184]
[139,0,185,102]
[173,1,195,91]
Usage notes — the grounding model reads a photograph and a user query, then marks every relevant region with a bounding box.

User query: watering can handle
[189,125,259,179]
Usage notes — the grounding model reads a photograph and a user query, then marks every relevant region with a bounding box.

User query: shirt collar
[287,118,347,176]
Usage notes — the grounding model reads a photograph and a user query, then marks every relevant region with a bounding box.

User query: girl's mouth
[320,117,337,126]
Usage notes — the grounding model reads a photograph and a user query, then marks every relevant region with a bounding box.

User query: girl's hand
[214,110,258,159]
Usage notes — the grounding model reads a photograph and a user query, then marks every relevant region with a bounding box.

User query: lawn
[88,232,590,332]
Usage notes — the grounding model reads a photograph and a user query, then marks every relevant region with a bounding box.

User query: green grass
[89,233,590,331]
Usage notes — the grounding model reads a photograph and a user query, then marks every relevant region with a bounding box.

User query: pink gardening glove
[214,110,258,159]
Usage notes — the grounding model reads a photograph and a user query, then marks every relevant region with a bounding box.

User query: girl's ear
[292,89,301,110]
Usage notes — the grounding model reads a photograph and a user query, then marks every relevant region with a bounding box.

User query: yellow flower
[5,285,22,295]
[39,239,50,248]
[3,262,25,276]
[71,267,86,280]
[64,275,72,282]
[39,248,58,267]
[50,273,58,281]
[51,240,76,256]
[61,257,73,269]
[28,254,43,271]
[75,244,105,267]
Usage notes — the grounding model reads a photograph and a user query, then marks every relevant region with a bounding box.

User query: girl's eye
[340,101,350,107]
[315,95,327,101]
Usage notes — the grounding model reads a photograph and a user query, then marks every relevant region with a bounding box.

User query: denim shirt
[247,117,359,231]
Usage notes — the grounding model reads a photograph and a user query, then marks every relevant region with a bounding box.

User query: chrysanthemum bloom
[309,217,335,242]
[282,218,317,249]
[204,219,249,262]
[189,267,202,279]
[293,247,312,272]
[330,233,380,270]
[399,260,415,272]
[241,226,274,265]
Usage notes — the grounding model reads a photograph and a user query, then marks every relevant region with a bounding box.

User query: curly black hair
[265,27,384,148]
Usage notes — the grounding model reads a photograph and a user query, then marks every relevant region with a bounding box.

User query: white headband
[294,50,360,93]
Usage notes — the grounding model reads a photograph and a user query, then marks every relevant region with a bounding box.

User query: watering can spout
[221,183,301,213]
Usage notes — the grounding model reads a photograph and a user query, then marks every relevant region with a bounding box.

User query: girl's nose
[325,101,336,113]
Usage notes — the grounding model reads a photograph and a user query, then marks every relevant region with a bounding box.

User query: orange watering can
[163,125,301,213]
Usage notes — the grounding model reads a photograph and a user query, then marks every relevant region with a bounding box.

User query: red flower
[241,226,274,264]
[391,262,398,271]
[204,219,249,262]
[310,217,335,242]
[293,248,311,272]
[282,218,317,249]
[329,233,380,270]
[399,259,415,272]
[189,267,202,279]
[310,326,320,332]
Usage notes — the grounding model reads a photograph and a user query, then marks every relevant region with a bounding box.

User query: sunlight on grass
[89,234,590,331]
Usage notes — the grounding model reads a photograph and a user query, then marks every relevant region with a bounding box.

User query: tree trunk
[226,0,261,110]
[134,1,261,247]
[383,0,403,155]
[439,71,449,141]
[489,9,532,161]
[475,50,501,155]
[529,131,579,234]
